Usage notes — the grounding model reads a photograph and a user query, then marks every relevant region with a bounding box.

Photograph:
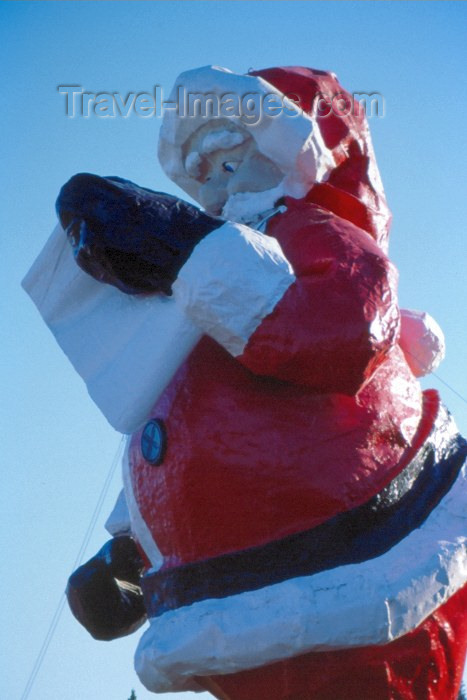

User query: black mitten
[66,536,147,641]
[56,173,220,295]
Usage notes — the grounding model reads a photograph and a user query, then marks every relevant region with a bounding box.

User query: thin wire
[430,370,467,406]
[403,346,467,406]
[20,436,125,700]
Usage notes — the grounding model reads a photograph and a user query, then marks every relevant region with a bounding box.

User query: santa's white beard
[221,182,285,227]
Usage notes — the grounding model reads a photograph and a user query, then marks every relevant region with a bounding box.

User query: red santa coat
[129,194,424,566]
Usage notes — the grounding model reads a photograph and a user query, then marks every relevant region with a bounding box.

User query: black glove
[66,536,147,641]
[56,173,220,295]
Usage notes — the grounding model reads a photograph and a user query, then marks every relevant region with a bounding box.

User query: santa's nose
[198,180,228,216]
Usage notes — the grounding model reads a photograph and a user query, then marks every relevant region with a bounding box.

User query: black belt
[142,403,466,618]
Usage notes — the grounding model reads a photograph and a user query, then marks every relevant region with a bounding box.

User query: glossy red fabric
[198,583,467,700]
[240,197,399,395]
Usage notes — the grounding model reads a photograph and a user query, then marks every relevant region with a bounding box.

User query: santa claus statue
[23,66,467,699]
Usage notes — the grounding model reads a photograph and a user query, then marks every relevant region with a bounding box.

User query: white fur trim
[135,457,467,692]
[122,439,163,570]
[172,222,295,356]
[201,129,246,153]
[105,489,131,537]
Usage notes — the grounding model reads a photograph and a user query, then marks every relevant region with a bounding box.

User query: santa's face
[183,121,283,215]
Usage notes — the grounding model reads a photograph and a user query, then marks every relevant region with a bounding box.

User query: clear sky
[1,2,466,698]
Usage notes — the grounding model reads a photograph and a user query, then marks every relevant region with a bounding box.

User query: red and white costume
[24,66,467,699]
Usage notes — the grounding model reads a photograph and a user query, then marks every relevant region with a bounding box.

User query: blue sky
[1,2,466,698]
